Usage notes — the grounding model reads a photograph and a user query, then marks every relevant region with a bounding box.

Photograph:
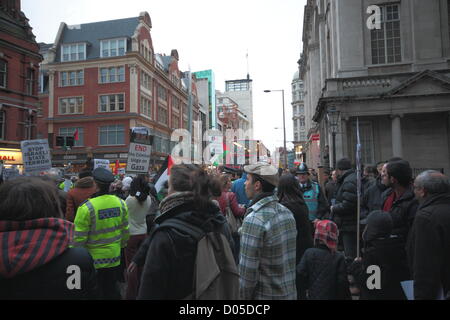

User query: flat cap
[244,163,279,187]
[92,167,115,184]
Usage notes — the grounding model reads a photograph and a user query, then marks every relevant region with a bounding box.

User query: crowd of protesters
[0,156,449,300]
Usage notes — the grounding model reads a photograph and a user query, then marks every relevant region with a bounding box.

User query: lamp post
[264,89,287,169]
[327,107,340,169]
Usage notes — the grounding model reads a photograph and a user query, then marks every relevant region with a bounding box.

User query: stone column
[391,114,403,157]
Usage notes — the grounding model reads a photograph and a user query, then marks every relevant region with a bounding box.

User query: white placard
[94,159,110,171]
[126,142,151,173]
[20,139,52,174]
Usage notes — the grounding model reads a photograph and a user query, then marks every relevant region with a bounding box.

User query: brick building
[39,12,199,170]
[0,0,42,169]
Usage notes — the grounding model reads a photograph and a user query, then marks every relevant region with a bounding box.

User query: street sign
[20,139,52,175]
[94,159,110,171]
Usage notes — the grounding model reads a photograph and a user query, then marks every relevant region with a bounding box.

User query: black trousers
[97,266,121,300]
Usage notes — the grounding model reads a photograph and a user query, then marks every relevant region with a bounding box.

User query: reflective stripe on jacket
[72,194,129,269]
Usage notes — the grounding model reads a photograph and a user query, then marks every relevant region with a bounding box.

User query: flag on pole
[356,118,362,258]
[73,129,79,141]
[154,155,174,193]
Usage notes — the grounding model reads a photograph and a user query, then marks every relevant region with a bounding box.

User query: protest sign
[126,127,152,174]
[94,159,110,170]
[20,139,52,175]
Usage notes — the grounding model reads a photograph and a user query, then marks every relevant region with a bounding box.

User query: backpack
[157,218,240,300]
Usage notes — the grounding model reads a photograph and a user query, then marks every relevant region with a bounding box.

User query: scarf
[159,191,195,216]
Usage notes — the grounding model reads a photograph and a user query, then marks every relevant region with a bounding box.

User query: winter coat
[407,193,450,300]
[280,199,313,265]
[361,177,387,219]
[136,193,235,300]
[299,180,329,220]
[65,177,97,222]
[325,180,338,206]
[296,245,351,300]
[231,173,250,206]
[0,218,98,299]
[332,169,358,232]
[218,191,246,218]
[381,186,418,239]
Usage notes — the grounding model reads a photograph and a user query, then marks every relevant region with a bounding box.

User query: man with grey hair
[408,170,450,300]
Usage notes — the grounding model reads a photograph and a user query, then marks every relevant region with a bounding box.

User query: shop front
[0,148,23,178]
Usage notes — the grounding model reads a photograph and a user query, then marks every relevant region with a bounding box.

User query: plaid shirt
[239,195,297,300]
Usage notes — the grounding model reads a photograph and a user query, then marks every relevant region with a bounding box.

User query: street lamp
[327,106,340,169]
[264,89,287,169]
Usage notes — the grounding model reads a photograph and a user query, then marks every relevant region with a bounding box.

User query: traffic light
[66,136,74,147]
[56,136,65,147]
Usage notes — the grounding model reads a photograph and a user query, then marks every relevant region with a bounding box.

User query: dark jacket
[280,199,314,265]
[299,180,329,220]
[362,177,387,219]
[332,169,358,232]
[381,186,418,239]
[407,193,450,300]
[136,200,235,300]
[325,180,337,206]
[0,218,98,300]
[297,245,351,300]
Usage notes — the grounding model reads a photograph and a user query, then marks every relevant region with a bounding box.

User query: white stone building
[292,71,307,162]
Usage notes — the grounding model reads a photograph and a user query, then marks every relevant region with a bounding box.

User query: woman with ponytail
[136,164,235,300]
[124,175,152,300]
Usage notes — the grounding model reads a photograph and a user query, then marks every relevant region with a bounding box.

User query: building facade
[0,0,42,169]
[39,12,199,170]
[300,0,450,175]
[292,71,307,163]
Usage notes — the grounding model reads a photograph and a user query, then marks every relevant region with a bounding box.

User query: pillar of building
[391,114,403,158]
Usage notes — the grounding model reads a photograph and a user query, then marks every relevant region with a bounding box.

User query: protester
[362,161,388,219]
[72,167,129,300]
[122,176,133,199]
[239,163,297,300]
[349,211,409,300]
[110,179,126,200]
[0,177,98,299]
[325,170,338,206]
[277,174,313,266]
[137,164,235,300]
[231,170,250,207]
[380,160,418,240]
[295,163,329,222]
[124,176,152,300]
[330,158,358,260]
[407,170,450,300]
[296,220,351,300]
[66,174,97,222]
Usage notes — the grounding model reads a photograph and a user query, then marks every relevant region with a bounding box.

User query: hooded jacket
[231,173,250,206]
[65,177,97,222]
[136,192,235,300]
[0,218,98,299]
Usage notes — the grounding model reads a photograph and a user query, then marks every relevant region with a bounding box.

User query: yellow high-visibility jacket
[72,194,129,269]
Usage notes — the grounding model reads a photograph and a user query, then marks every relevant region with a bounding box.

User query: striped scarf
[0,218,74,279]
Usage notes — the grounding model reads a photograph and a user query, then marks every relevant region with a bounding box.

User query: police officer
[295,163,329,222]
[72,167,130,300]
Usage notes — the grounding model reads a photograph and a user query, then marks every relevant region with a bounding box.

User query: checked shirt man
[239,163,297,300]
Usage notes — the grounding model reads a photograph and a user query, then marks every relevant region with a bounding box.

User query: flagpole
[356,118,361,259]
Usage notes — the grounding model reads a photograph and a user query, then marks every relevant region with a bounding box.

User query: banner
[20,139,52,175]
[94,159,110,170]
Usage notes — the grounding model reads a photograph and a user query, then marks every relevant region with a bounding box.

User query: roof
[39,42,53,53]
[57,16,140,61]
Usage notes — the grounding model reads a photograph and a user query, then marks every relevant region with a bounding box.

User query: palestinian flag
[154,155,174,194]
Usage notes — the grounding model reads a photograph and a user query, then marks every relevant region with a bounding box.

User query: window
[299,105,305,114]
[99,124,125,145]
[141,71,152,90]
[61,43,86,62]
[99,94,125,112]
[158,105,168,125]
[59,97,83,114]
[101,39,126,58]
[60,70,84,86]
[0,60,6,88]
[352,121,374,165]
[99,66,125,83]
[299,116,305,127]
[158,85,167,101]
[371,4,401,64]
[226,81,249,91]
[26,68,34,95]
[172,114,180,129]
[172,96,180,112]
[59,127,84,147]
[0,110,5,140]
[141,96,152,118]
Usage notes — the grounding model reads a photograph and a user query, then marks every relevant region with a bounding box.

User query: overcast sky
[22,0,305,153]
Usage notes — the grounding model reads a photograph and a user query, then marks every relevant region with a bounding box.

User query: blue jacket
[231,173,250,207]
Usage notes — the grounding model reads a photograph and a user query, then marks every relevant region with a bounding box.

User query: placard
[94,159,110,171]
[20,139,52,174]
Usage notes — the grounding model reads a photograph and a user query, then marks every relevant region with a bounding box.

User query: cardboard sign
[126,127,152,174]
[94,159,110,171]
[20,139,52,174]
